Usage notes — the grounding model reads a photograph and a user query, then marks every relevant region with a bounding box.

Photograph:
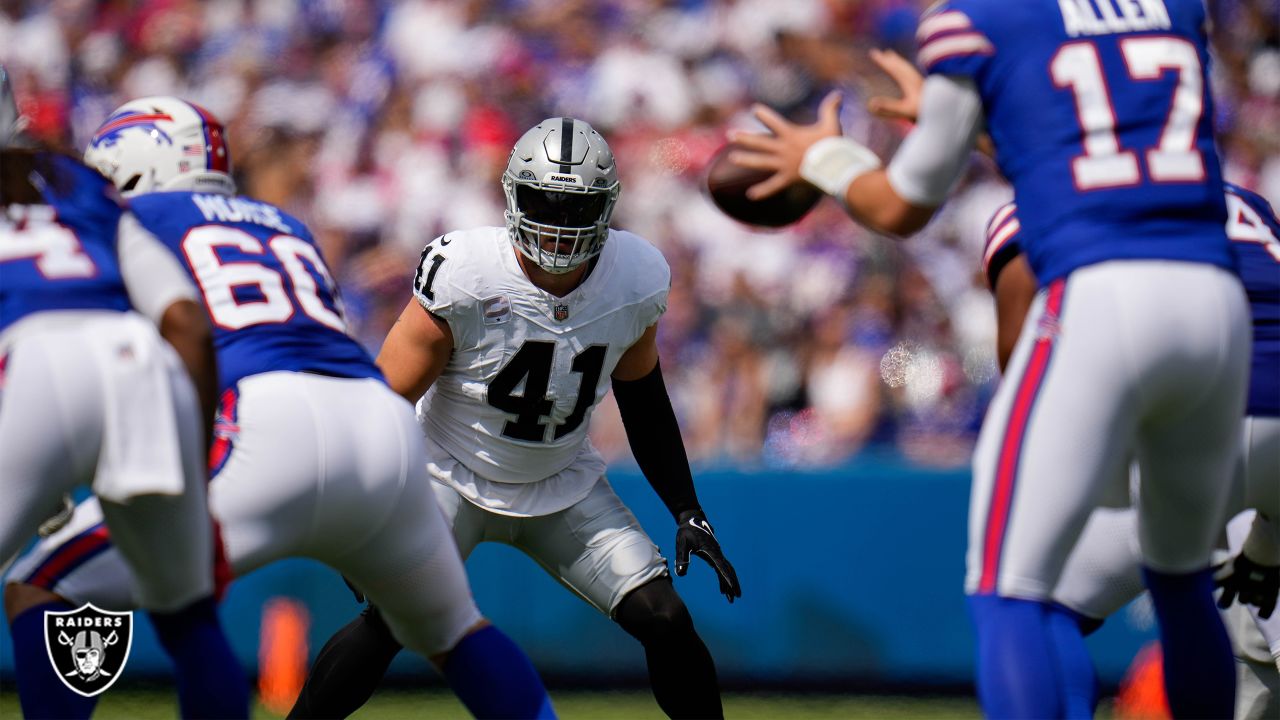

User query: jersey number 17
[1052,36,1206,190]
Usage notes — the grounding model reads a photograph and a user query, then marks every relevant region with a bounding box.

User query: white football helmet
[502,117,621,274]
[84,97,235,196]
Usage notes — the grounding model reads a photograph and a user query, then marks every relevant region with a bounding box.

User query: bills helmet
[84,97,234,196]
[502,118,621,274]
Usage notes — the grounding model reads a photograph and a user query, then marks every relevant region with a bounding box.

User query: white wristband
[799,136,882,200]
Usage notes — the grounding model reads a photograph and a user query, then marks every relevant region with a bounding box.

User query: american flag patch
[183,145,204,156]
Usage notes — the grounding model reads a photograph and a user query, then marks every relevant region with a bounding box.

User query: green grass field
[0,686,988,719]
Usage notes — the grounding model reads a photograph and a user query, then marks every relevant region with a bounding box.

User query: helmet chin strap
[512,232,584,275]
[536,240,585,274]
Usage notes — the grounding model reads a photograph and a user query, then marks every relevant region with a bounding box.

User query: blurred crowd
[3,0,1276,468]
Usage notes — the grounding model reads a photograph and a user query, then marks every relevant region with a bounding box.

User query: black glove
[1215,552,1279,619]
[675,510,742,604]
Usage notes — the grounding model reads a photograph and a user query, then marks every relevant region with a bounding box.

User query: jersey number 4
[0,221,96,278]
[1052,37,1205,190]
[182,226,348,331]
[1227,193,1280,263]
[488,341,608,443]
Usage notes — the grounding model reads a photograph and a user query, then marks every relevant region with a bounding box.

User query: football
[705,143,823,228]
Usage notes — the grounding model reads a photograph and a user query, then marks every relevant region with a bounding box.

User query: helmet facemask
[501,117,621,275]
[503,175,619,274]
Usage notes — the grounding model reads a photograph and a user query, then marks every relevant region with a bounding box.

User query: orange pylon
[1114,641,1171,720]
[258,597,310,715]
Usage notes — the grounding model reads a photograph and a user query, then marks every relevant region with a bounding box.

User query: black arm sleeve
[612,362,701,521]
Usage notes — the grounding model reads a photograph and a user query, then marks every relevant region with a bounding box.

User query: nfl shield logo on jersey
[43,604,133,697]
[554,303,570,321]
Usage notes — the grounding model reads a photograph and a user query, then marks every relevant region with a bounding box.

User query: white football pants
[968,261,1249,599]
[0,312,212,612]
[8,371,482,657]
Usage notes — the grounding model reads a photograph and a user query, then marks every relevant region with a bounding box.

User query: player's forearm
[841,171,936,237]
[612,363,701,520]
[160,300,219,453]
[994,255,1038,372]
[798,138,935,237]
[871,73,983,236]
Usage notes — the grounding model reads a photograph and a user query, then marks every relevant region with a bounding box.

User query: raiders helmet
[84,97,235,197]
[502,117,621,274]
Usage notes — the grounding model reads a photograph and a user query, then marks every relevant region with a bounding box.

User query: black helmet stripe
[559,117,573,173]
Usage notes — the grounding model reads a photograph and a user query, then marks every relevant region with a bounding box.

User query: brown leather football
[705,143,823,229]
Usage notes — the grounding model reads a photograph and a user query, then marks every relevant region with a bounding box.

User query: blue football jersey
[919,0,1232,285]
[0,154,131,337]
[127,191,381,392]
[1224,184,1280,417]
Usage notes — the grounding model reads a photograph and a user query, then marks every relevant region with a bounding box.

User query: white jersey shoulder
[413,227,670,495]
[413,227,668,342]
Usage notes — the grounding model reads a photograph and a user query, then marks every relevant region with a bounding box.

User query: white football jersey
[412,226,669,515]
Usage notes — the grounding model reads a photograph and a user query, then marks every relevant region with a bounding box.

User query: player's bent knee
[380,597,483,662]
[4,582,64,622]
[430,618,492,668]
[615,578,695,642]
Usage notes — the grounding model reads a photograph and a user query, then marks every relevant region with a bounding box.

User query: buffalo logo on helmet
[88,109,175,149]
[43,604,133,697]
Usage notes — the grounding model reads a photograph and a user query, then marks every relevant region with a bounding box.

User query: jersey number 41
[488,342,608,443]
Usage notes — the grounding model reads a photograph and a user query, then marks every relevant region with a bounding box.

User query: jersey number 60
[182,226,348,332]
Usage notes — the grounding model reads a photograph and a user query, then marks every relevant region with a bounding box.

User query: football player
[987,191,1280,718]
[288,118,741,720]
[868,46,1280,718]
[0,75,249,718]
[730,1,1249,715]
[4,97,556,720]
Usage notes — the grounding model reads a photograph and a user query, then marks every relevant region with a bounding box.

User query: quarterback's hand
[1214,552,1279,619]
[866,49,924,123]
[728,91,844,201]
[675,510,742,604]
